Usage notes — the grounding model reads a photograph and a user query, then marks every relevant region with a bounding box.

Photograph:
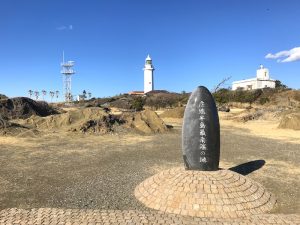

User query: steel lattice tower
[61,52,75,103]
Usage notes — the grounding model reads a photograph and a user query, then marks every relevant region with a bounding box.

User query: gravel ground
[0,126,299,214]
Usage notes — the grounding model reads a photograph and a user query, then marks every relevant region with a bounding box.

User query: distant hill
[76,91,190,110]
[213,88,300,108]
[74,88,300,111]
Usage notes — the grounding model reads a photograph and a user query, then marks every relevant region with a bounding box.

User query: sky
[0,0,300,101]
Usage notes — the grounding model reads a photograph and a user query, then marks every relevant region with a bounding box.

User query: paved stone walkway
[0,208,299,225]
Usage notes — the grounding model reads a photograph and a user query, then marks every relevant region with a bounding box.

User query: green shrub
[213,88,230,104]
[213,89,262,105]
[259,97,270,105]
[144,92,183,109]
[275,80,288,89]
[131,97,145,111]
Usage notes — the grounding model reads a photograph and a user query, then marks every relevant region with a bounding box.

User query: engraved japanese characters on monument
[198,100,207,163]
[182,86,220,171]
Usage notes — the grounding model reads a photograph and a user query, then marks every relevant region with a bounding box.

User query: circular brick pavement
[135,168,276,218]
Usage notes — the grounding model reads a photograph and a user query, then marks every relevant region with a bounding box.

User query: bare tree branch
[212,76,232,93]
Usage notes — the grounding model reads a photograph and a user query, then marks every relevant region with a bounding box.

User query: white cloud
[265,47,300,63]
[56,26,67,30]
[56,25,73,31]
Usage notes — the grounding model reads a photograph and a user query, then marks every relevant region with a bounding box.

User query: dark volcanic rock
[218,105,230,112]
[0,97,57,119]
[182,86,220,171]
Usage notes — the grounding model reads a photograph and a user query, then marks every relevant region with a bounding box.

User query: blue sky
[1,0,300,101]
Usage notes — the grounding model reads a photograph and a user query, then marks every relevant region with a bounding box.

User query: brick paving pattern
[135,168,276,218]
[0,208,299,225]
[1,168,298,224]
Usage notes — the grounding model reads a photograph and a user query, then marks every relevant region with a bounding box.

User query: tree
[244,89,262,107]
[212,76,232,93]
[49,91,55,102]
[55,91,59,101]
[88,92,92,99]
[212,88,230,104]
[82,90,87,100]
[275,80,288,89]
[34,91,39,100]
[28,90,33,98]
[42,90,47,100]
[132,97,144,111]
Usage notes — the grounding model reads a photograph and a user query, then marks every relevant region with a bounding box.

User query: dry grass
[220,118,300,144]
[0,107,299,214]
[160,109,300,144]
[0,136,39,148]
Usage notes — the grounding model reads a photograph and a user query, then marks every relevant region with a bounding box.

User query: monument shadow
[228,159,265,175]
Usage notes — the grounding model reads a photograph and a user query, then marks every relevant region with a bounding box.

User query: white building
[143,54,154,93]
[76,95,85,101]
[232,65,276,91]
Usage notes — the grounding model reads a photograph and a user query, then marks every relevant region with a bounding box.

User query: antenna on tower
[61,52,75,104]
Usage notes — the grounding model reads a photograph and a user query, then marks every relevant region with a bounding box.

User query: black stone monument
[182,86,220,171]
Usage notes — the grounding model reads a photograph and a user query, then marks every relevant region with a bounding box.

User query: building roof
[128,91,145,95]
[232,78,275,84]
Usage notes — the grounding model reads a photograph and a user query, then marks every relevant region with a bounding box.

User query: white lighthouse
[143,54,154,93]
